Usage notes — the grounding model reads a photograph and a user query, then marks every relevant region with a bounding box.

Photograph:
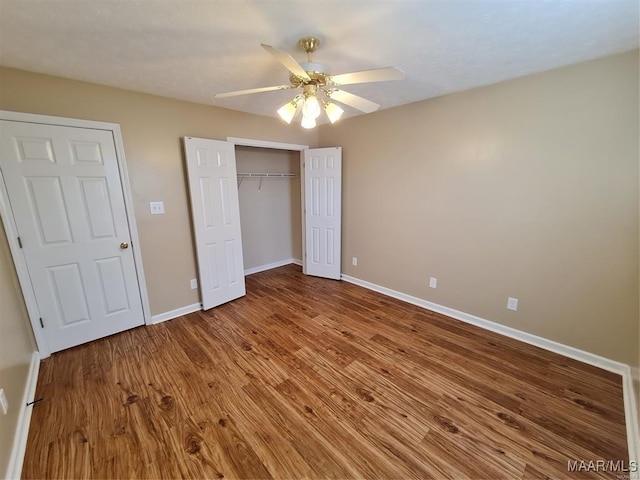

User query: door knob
[120,242,129,249]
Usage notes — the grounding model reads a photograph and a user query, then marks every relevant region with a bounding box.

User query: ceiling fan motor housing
[290,62,330,87]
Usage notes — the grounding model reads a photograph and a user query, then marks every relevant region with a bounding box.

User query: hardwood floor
[22,264,628,479]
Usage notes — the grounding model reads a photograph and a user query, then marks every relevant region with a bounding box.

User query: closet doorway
[230,137,342,282]
[235,145,302,275]
[184,136,342,310]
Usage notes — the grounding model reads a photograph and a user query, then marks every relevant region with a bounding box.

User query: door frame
[226,136,311,273]
[0,110,152,358]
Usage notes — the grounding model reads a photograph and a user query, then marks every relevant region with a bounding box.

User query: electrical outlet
[352,257,358,266]
[149,201,165,215]
[429,277,437,288]
[0,388,8,415]
[190,278,198,290]
[507,297,519,311]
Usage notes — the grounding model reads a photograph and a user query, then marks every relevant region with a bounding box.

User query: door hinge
[39,317,44,328]
[17,237,22,248]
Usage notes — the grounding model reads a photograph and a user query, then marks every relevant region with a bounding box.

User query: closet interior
[235,146,302,274]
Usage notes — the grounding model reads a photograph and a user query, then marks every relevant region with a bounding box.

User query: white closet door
[303,147,342,280]
[184,137,245,309]
[0,120,145,353]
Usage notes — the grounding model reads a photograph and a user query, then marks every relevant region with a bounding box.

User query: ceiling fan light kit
[214,36,405,129]
[276,95,302,124]
[302,87,322,119]
[324,101,344,124]
[300,115,317,129]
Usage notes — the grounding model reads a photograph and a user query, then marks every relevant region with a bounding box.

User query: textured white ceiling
[0,0,638,123]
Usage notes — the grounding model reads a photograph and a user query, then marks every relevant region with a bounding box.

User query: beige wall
[0,67,318,316]
[1,49,637,475]
[1,50,638,368]
[0,222,36,476]
[236,147,302,270]
[320,50,640,367]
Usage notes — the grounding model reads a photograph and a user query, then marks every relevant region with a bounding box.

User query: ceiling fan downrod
[289,36,329,88]
[299,36,320,62]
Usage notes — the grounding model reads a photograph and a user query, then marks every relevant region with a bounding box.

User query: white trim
[111,124,152,326]
[5,352,40,480]
[244,258,301,276]
[1,110,125,131]
[632,366,640,382]
[341,274,629,375]
[0,111,152,357]
[300,151,306,275]
[622,365,640,475]
[227,136,309,151]
[0,168,50,358]
[227,138,308,278]
[341,273,639,465]
[151,303,202,324]
[151,259,303,323]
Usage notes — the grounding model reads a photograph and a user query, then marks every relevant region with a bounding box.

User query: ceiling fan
[214,36,405,128]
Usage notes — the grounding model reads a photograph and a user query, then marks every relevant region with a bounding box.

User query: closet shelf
[237,173,297,178]
[237,172,298,189]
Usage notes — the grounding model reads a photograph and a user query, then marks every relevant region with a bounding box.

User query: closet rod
[237,172,298,189]
[236,172,298,178]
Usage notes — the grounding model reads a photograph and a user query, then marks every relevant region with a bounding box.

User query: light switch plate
[150,201,165,215]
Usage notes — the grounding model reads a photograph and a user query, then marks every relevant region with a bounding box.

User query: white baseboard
[5,351,40,480]
[341,273,639,466]
[151,302,202,324]
[244,258,301,276]
[622,365,640,474]
[151,259,303,325]
[341,274,628,375]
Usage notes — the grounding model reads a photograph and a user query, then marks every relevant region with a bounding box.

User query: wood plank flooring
[22,264,628,479]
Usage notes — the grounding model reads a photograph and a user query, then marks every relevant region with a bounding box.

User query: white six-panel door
[304,147,342,280]
[184,137,246,309]
[0,120,144,353]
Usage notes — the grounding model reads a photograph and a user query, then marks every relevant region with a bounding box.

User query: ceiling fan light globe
[325,102,344,124]
[277,101,298,124]
[301,115,316,129]
[302,96,321,119]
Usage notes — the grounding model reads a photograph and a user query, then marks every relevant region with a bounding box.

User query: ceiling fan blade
[214,84,293,98]
[330,67,405,86]
[261,44,311,81]
[327,89,380,113]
